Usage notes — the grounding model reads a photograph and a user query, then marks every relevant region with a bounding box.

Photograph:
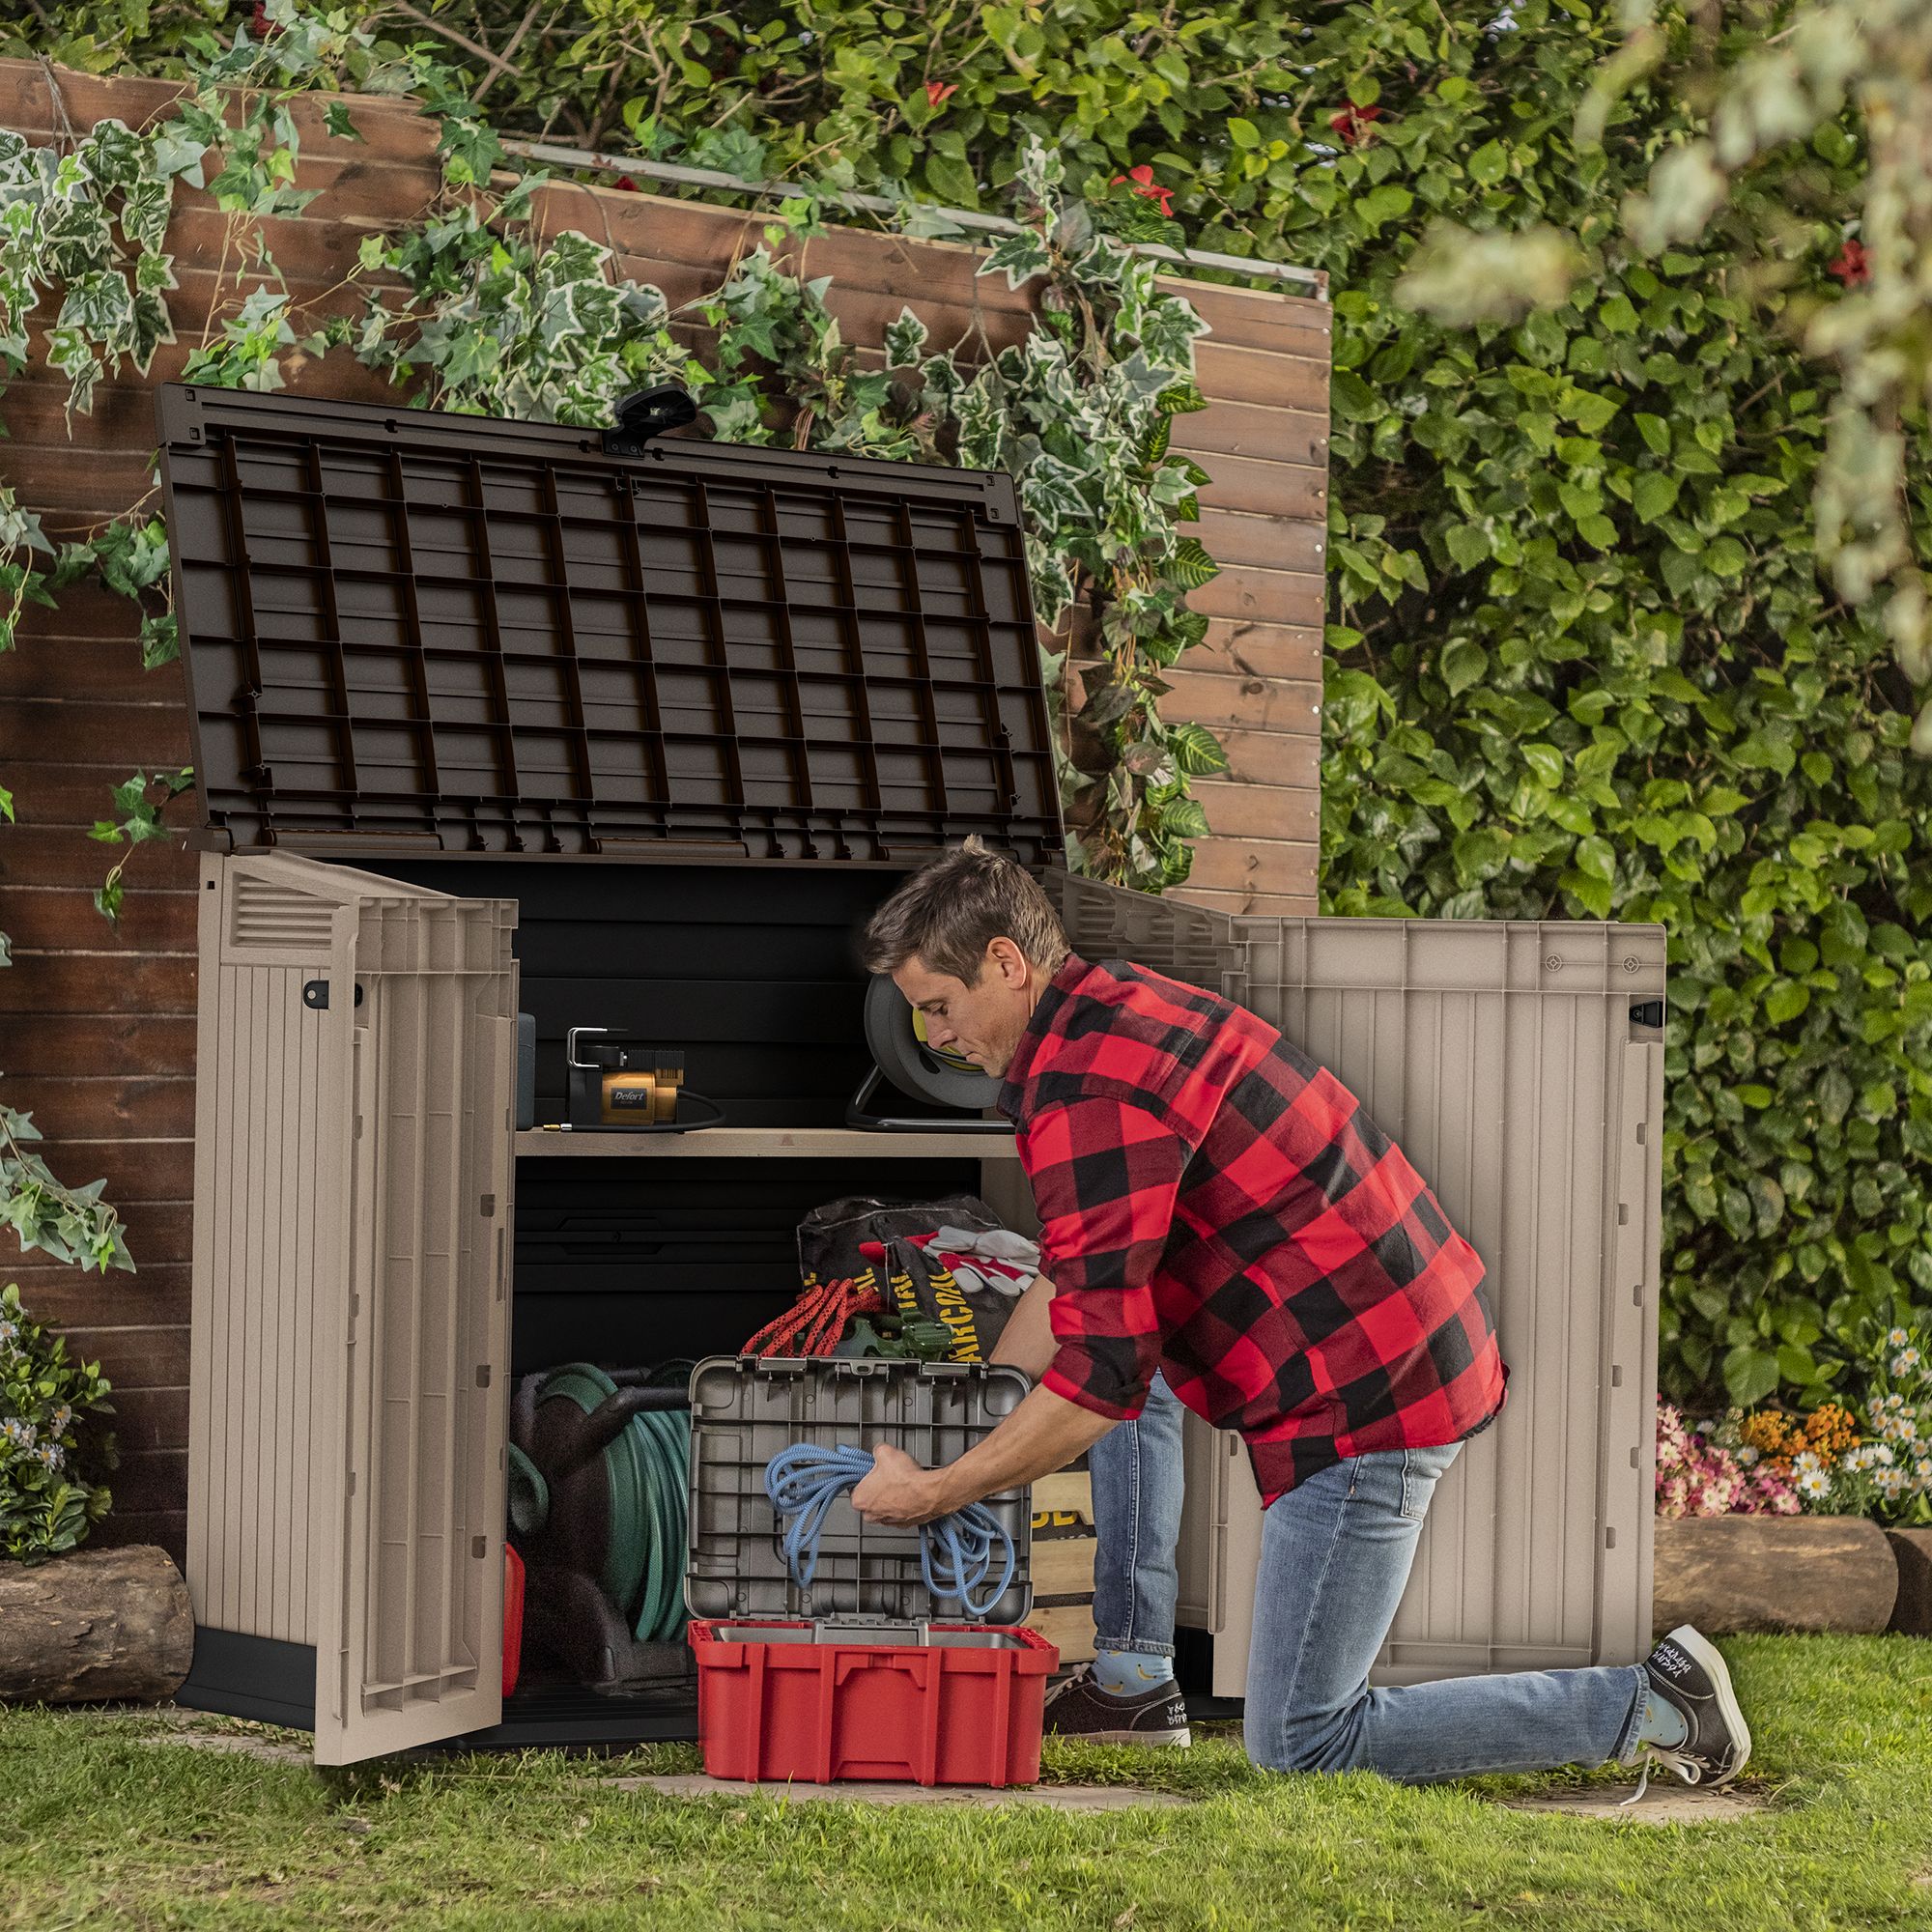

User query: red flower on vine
[1110,164,1174,217]
[613,177,641,192]
[924,80,958,108]
[1829,239,1870,287]
[1327,103,1384,147]
[249,0,281,38]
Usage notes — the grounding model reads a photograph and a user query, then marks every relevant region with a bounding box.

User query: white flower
[1877,1468,1906,1496]
[1793,1449,1824,1475]
[1737,1444,1760,1467]
[1876,1443,1895,1465]
[1894,1350,1922,1375]
[1917,1459,1932,1483]
[1890,1327,1912,1348]
[1797,1469,1832,1499]
[1888,1393,1907,1411]
[1901,1418,1920,1442]
[31,1442,62,1473]
[0,1417,36,1451]
[1842,1449,1869,1472]
[0,1318,17,1345]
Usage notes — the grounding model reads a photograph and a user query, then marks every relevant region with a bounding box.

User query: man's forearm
[987,1271,1057,1380]
[929,1382,1117,1514]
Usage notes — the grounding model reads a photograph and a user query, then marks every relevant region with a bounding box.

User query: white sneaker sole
[1662,1624,1751,1783]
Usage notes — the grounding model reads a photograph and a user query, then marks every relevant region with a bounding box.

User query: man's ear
[987,937,1030,988]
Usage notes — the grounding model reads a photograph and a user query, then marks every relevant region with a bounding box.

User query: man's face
[891,940,1037,1078]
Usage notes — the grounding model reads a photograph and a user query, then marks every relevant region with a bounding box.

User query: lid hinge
[603,384,698,459]
[302,979,363,1011]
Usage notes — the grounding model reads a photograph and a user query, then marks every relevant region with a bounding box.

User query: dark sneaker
[1043,1666,1191,1747]
[1639,1625,1751,1788]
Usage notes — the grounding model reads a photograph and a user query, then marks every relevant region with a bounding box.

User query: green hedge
[25,0,1932,1406]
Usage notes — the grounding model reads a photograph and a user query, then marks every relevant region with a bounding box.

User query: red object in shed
[689,1618,1056,1786]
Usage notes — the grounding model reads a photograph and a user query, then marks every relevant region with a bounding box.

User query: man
[850,839,1749,1788]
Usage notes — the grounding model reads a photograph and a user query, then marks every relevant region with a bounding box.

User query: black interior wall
[378,859,967,1129]
[377,858,989,1371]
[511,1156,980,1371]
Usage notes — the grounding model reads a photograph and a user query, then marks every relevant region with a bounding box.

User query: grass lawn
[4,1635,1931,1930]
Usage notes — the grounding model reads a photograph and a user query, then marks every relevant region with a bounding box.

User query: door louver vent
[229,873,336,952]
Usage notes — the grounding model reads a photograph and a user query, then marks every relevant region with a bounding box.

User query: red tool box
[685,1356,1058,1787]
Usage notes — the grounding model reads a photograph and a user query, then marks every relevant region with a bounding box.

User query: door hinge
[303,979,363,1011]
[1630,999,1663,1029]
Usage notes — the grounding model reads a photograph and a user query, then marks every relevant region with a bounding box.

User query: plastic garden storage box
[156,383,1662,1768]
[685,1356,1054,1785]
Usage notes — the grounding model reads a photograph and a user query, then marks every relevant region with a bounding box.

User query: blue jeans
[1089,1379,1649,1780]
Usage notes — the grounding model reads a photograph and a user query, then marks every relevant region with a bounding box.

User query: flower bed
[1657,1322,1932,1527]
[1652,1321,1932,1635]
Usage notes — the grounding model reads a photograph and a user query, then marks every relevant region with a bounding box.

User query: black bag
[796,1193,1028,1364]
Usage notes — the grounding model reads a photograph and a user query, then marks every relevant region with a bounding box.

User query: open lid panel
[155,386,1061,865]
[685,1355,1033,1627]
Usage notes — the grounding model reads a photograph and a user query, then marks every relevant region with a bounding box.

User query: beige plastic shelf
[514,1126,1021,1160]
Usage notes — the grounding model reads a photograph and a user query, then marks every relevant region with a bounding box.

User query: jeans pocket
[1398,1451,1430,1521]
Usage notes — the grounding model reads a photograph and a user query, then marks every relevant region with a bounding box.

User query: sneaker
[1043,1666,1191,1747]
[1639,1625,1751,1788]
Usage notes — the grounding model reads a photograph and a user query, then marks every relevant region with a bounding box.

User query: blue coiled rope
[763,1442,1017,1622]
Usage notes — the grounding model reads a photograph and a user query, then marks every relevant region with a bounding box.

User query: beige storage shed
[163,384,1662,1765]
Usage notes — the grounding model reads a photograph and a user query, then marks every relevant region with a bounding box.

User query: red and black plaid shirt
[999,953,1507,1504]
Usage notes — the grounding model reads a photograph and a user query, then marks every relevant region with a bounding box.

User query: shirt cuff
[1042,1363,1145,1424]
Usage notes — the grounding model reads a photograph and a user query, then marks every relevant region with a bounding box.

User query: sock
[1636,1687,1688,1749]
[1091,1646,1175,1698]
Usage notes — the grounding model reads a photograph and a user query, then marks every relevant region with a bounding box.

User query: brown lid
[156,386,1062,865]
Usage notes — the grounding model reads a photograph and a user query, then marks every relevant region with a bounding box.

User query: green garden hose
[539,1363,690,1644]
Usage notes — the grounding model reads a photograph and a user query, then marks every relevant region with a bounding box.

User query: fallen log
[0,1544,194,1704]
[1652,1515,1899,1636]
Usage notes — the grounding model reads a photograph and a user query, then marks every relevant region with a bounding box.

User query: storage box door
[310,890,518,1765]
[1221,917,1665,1682]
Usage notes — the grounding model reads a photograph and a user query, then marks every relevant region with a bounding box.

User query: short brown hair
[862,838,1070,984]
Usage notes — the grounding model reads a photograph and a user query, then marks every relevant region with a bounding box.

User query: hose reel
[846,974,1012,1134]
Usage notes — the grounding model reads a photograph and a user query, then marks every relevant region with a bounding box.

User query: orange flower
[924,80,957,108]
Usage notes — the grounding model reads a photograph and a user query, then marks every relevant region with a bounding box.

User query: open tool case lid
[685,1356,1034,1627]
[154,385,1062,866]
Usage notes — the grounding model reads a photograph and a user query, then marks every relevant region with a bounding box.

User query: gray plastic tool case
[686,1354,1034,1634]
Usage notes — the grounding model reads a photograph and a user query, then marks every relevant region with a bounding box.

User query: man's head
[861,838,1071,1078]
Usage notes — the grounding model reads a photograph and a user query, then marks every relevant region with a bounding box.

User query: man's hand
[856,1384,1121,1523]
[851,1442,947,1526]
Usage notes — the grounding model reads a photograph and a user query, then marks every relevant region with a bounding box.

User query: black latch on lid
[602,384,699,459]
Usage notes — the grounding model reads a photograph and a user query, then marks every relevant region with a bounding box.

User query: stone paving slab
[1500,1782,1768,1823]
[592,1773,1190,1810]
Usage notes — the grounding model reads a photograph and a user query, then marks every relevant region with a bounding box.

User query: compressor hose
[763,1442,1016,1622]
